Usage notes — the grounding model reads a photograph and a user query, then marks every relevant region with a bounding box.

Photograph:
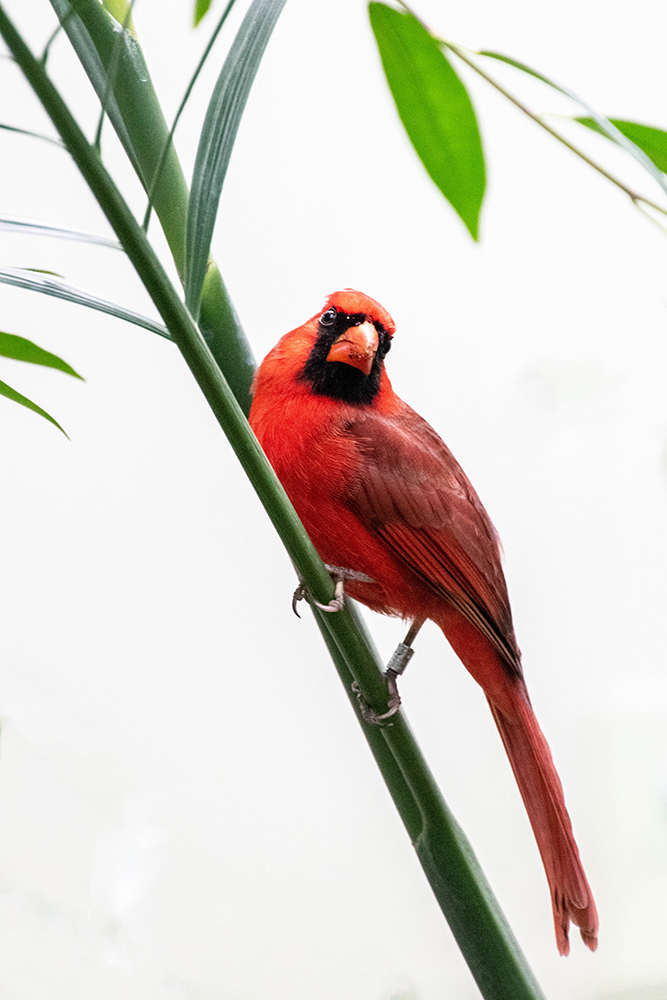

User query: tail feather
[488,692,599,956]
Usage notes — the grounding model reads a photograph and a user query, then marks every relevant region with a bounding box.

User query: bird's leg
[352,617,426,726]
[291,565,374,617]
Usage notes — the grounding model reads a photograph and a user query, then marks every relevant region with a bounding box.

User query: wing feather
[343,406,522,673]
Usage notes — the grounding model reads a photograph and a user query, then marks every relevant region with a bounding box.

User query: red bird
[249,288,598,955]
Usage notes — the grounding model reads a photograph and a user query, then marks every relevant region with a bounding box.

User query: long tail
[488,689,598,955]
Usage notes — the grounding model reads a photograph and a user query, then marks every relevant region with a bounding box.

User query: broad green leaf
[194,0,213,27]
[0,331,82,378]
[0,267,171,340]
[0,215,122,249]
[479,50,667,196]
[0,378,68,435]
[575,118,667,174]
[370,4,485,240]
[185,0,287,315]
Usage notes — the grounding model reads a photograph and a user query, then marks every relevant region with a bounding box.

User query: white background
[1,1,667,998]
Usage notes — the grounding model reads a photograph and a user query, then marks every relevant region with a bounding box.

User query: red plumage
[249,288,598,955]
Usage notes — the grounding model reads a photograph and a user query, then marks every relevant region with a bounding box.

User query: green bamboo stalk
[49,0,255,411]
[318,602,546,999]
[0,9,546,997]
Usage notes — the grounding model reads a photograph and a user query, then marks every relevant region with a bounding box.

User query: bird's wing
[342,406,522,673]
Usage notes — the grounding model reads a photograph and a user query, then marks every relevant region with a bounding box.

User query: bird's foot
[292,577,345,617]
[350,619,425,726]
[351,672,401,726]
[291,566,374,618]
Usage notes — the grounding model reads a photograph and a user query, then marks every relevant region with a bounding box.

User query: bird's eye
[320,307,337,327]
[378,335,391,358]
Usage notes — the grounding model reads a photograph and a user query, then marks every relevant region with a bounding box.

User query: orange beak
[326,321,379,376]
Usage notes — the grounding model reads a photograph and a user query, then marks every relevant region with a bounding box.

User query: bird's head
[299,289,395,405]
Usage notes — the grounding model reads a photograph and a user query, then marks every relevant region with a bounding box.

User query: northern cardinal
[249,288,598,955]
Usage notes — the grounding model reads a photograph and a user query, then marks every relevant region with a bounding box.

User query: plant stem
[93,0,136,151]
[445,41,667,218]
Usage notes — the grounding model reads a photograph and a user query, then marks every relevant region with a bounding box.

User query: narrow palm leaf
[479,50,667,196]
[0,215,122,248]
[0,121,64,147]
[50,0,189,269]
[49,0,137,163]
[0,378,68,435]
[185,0,287,315]
[49,0,256,410]
[0,267,170,339]
[369,4,485,240]
[143,0,238,232]
[0,330,82,377]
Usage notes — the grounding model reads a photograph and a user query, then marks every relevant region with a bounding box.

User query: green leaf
[0,330,83,378]
[50,0,191,272]
[0,378,68,435]
[575,117,667,174]
[0,121,65,147]
[369,3,485,240]
[194,0,213,27]
[0,214,122,249]
[185,0,287,315]
[50,0,256,408]
[478,50,667,197]
[0,267,171,340]
[144,0,238,231]
[50,0,137,166]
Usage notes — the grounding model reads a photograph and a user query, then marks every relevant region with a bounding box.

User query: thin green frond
[185,0,287,316]
[0,215,122,248]
[143,0,238,233]
[0,121,64,146]
[0,267,170,339]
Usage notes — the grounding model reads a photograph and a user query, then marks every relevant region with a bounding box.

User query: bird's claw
[292,577,345,617]
[351,669,402,727]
